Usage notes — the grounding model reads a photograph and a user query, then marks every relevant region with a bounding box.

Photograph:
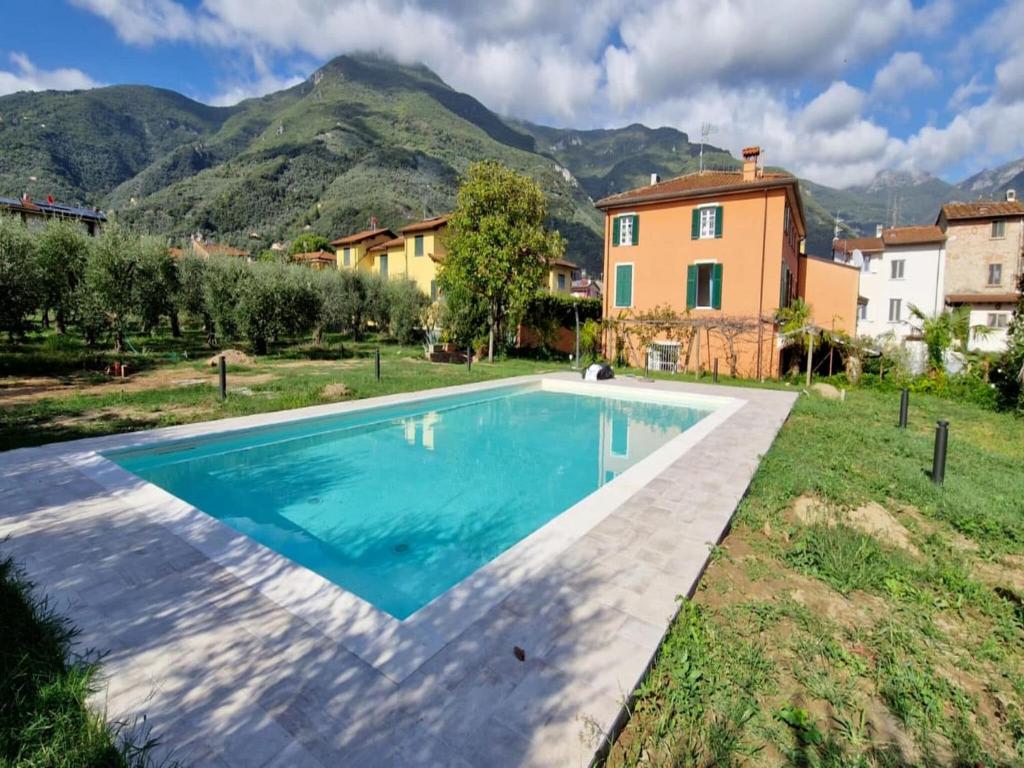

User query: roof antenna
[699,122,716,175]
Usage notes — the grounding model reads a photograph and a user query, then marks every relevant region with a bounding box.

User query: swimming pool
[108,381,712,620]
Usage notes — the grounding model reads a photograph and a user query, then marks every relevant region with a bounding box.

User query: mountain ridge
[1,53,1020,273]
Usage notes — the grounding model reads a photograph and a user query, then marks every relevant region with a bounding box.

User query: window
[857,302,868,321]
[610,412,629,457]
[988,263,1003,285]
[379,254,388,278]
[687,262,722,309]
[779,263,793,309]
[988,313,1009,328]
[414,235,424,256]
[343,247,351,266]
[888,298,902,323]
[992,220,1006,238]
[699,207,717,238]
[891,259,905,279]
[861,255,871,274]
[784,205,791,236]
[614,263,633,308]
[614,214,638,246]
[557,273,566,291]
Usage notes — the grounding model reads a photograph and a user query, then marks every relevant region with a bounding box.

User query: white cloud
[68,0,202,45]
[0,52,101,96]
[947,76,988,111]
[871,52,937,99]
[800,81,867,133]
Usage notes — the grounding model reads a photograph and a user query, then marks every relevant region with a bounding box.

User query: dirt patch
[207,349,253,367]
[0,368,218,405]
[788,495,919,555]
[49,404,209,429]
[274,359,362,369]
[322,382,351,399]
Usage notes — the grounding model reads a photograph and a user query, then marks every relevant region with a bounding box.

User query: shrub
[288,233,331,256]
[387,278,430,344]
[0,215,40,340]
[993,272,1024,414]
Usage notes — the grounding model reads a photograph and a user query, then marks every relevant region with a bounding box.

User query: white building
[836,226,947,341]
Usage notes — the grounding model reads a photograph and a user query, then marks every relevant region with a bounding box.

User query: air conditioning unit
[1007,189,1017,202]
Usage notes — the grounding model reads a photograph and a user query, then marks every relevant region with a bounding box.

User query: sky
[2,0,1023,189]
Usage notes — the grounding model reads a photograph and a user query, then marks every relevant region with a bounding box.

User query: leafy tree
[387,278,430,344]
[0,215,40,340]
[993,273,1024,412]
[364,274,391,334]
[134,239,181,336]
[177,254,214,343]
[289,233,331,256]
[82,225,140,352]
[235,265,279,354]
[438,161,565,362]
[908,304,982,373]
[203,256,250,344]
[35,220,90,334]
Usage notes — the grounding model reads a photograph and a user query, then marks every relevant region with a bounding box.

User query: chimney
[21,192,30,203]
[650,173,660,185]
[875,224,884,237]
[370,214,379,232]
[741,146,761,182]
[1007,189,1017,202]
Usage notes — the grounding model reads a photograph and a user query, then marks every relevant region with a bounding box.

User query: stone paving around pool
[0,374,797,767]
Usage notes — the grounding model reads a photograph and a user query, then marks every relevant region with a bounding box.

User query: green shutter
[612,216,621,247]
[615,264,632,307]
[712,263,723,309]
[691,209,700,239]
[686,264,697,309]
[415,235,424,256]
[631,214,639,245]
[714,205,723,238]
[780,264,787,308]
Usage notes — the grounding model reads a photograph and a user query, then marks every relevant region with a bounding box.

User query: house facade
[330,227,396,271]
[846,226,947,340]
[595,146,809,378]
[937,195,1024,351]
[0,194,106,235]
[547,259,578,294]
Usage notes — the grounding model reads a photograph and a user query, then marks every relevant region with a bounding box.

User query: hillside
[957,156,1024,199]
[2,53,1018,276]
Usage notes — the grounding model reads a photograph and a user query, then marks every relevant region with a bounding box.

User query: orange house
[596,146,808,378]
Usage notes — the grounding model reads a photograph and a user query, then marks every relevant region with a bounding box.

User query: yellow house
[366,236,407,279]
[330,227,396,271]
[292,250,337,270]
[547,258,578,294]
[399,215,450,300]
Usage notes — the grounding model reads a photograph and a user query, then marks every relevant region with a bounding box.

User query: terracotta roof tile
[833,236,883,253]
[400,215,450,234]
[367,236,405,253]
[594,170,795,209]
[881,225,945,246]
[292,250,336,263]
[946,292,1020,304]
[550,258,578,269]
[330,228,396,247]
[940,201,1024,221]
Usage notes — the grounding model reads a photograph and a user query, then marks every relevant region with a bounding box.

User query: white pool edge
[65,373,745,683]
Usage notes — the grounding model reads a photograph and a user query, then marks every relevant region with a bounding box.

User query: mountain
[956,156,1024,199]
[1,53,1017,276]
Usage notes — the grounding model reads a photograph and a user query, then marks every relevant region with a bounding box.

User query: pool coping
[63,373,745,683]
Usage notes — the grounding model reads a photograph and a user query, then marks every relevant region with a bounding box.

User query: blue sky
[2,0,1023,187]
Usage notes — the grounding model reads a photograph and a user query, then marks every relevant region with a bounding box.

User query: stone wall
[944,217,1024,294]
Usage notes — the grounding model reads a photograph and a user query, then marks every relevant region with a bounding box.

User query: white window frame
[992,220,1006,239]
[988,263,1003,285]
[698,205,717,239]
[617,214,635,247]
[693,259,716,310]
[614,262,634,308]
[988,312,1009,328]
[890,259,905,280]
[888,298,902,323]
[860,255,871,274]
[857,302,867,321]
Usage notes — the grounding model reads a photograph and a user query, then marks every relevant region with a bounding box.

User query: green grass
[608,386,1024,767]
[0,557,166,768]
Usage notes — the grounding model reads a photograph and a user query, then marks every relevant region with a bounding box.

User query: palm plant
[908,304,988,372]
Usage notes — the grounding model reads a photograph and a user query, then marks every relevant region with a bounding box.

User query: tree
[0,215,40,340]
[908,304,981,373]
[203,256,250,344]
[387,278,430,344]
[36,219,90,334]
[177,254,214,343]
[134,239,181,336]
[439,161,564,362]
[993,273,1024,412]
[82,225,141,352]
[289,233,331,256]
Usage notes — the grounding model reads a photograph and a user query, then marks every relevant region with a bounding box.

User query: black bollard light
[713,358,719,384]
[375,347,381,381]
[466,345,472,372]
[898,388,909,429]
[932,420,949,485]
[218,355,227,400]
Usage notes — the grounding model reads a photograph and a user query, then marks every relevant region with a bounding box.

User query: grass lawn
[606,386,1024,767]
[2,331,1022,765]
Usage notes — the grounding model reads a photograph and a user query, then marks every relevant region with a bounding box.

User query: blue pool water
[109,384,710,619]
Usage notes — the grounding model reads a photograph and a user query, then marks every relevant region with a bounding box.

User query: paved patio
[0,375,797,767]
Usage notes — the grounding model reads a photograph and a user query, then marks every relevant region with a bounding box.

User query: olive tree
[387,278,430,344]
[36,219,90,334]
[0,215,40,340]
[438,161,564,362]
[134,238,181,336]
[82,225,141,352]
